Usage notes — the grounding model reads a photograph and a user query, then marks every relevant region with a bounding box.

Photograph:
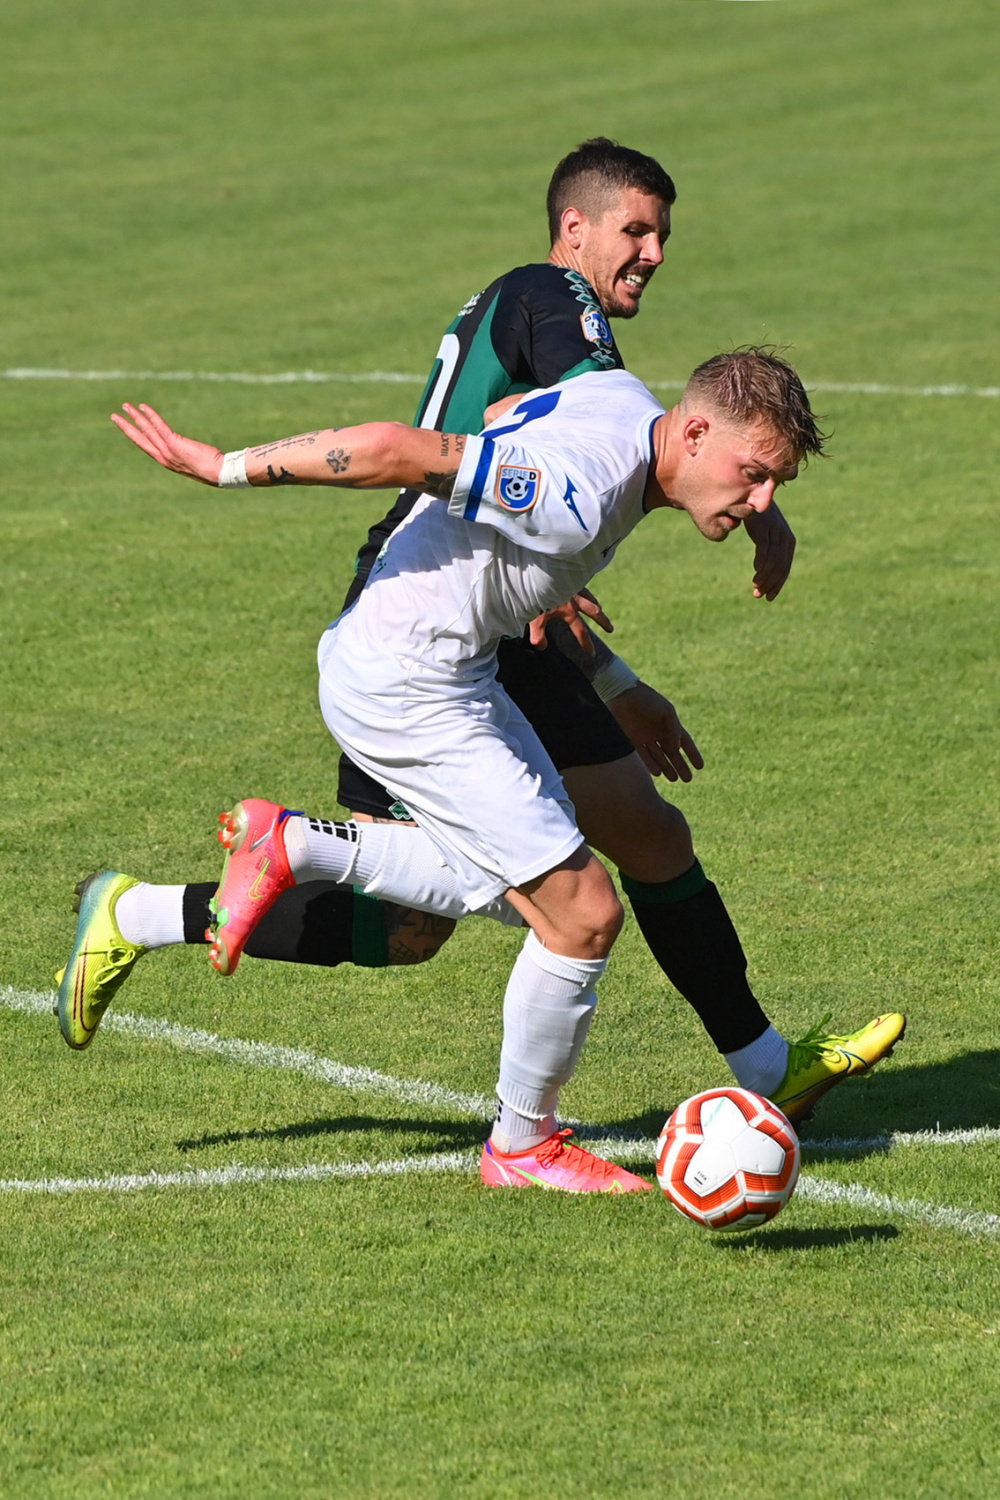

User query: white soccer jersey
[327,369,664,697]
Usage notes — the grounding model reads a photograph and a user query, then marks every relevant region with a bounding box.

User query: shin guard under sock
[493,930,605,1145]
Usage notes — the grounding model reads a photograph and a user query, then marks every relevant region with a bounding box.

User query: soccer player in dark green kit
[58,140,904,1124]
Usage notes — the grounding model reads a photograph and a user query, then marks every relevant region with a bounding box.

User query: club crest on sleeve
[580,307,612,346]
[495,465,541,513]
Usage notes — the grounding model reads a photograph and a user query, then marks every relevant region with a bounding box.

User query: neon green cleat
[771,1012,906,1125]
[55,871,147,1050]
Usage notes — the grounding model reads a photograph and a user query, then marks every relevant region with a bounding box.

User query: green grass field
[2,0,999,1494]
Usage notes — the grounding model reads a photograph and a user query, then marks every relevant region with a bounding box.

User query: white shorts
[317,628,584,911]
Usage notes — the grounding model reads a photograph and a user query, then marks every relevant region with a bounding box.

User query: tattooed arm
[111,404,468,498]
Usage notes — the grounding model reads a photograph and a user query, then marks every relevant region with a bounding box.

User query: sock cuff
[522,928,607,984]
[619,859,707,905]
[494,1088,555,1124]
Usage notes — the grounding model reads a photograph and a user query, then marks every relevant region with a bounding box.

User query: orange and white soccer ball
[656,1088,800,1231]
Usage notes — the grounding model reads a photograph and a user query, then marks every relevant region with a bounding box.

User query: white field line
[4,986,998,1235]
[6,987,998,1152]
[580,1126,1000,1158]
[3,367,998,399]
[1,986,493,1118]
[2,1135,999,1240]
[799,1125,1000,1152]
[793,1176,1000,1240]
[5,987,998,1153]
[2,367,425,386]
[0,1152,476,1198]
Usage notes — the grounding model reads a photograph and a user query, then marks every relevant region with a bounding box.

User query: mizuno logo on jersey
[562,477,588,532]
[580,307,612,346]
[495,465,541,512]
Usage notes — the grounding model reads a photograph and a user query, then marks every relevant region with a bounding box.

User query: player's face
[578,190,671,319]
[670,419,799,541]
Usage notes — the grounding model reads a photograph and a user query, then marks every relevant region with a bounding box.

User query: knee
[563,878,625,960]
[589,892,625,958]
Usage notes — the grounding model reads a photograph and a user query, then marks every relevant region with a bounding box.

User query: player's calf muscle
[383,903,456,965]
[564,758,694,883]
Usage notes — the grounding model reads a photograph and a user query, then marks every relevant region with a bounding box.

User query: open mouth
[621,269,650,296]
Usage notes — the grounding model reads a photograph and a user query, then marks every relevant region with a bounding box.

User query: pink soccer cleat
[480,1128,653,1193]
[208,798,299,975]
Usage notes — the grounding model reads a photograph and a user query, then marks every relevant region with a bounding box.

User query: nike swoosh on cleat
[506,1164,553,1188]
[249,822,277,853]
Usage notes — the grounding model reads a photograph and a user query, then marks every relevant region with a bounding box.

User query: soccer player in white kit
[113,350,828,1192]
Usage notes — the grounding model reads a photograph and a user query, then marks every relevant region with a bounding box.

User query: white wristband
[592,652,641,703]
[218,449,251,488]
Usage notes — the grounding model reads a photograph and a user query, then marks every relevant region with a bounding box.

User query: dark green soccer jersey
[343,262,624,608]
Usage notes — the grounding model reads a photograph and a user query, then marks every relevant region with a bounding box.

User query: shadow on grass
[174,1049,1000,1165]
[714,1223,900,1252]
[176,1114,486,1155]
[603,1047,1000,1162]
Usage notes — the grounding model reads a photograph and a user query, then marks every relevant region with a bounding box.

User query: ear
[682,414,711,456]
[557,205,588,250]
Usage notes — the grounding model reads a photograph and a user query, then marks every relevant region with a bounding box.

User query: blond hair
[684,348,827,462]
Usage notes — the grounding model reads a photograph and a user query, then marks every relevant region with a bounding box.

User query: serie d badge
[580,307,612,346]
[495,465,541,513]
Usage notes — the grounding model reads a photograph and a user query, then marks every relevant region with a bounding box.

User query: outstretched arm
[111,403,468,499]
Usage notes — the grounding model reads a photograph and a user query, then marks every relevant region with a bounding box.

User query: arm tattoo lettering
[254,432,319,457]
[266,464,297,485]
[438,433,466,459]
[422,469,458,500]
[326,448,351,475]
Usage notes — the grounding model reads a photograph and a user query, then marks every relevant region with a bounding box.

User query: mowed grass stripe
[4,368,999,397]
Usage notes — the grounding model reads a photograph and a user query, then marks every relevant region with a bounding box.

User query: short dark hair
[546,137,676,245]
[684,347,827,463]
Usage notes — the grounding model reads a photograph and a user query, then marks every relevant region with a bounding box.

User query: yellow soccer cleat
[55,871,147,1050]
[771,1012,906,1125]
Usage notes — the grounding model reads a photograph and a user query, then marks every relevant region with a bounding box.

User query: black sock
[182,883,216,945]
[621,861,769,1053]
[180,881,389,968]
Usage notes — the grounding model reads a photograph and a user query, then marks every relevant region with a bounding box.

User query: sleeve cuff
[448,435,488,521]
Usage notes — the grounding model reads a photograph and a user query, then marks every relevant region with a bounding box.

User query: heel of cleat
[208,938,231,975]
[217,802,251,853]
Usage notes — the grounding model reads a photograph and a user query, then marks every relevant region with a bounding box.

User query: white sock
[284,816,522,926]
[492,1098,557,1153]
[114,882,186,950]
[724,1024,789,1096]
[491,930,606,1151]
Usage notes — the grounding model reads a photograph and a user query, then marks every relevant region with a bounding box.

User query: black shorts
[336,633,634,818]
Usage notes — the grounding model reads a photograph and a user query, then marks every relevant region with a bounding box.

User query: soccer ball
[656,1088,800,1232]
